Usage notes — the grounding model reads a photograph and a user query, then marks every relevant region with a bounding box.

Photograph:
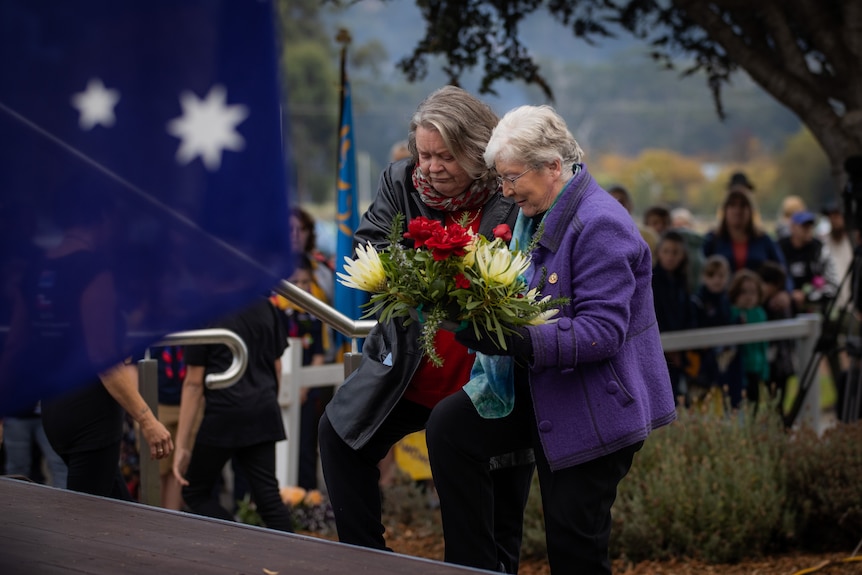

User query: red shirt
[402,208,481,408]
[732,240,749,271]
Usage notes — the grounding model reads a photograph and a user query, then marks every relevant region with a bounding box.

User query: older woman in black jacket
[318,86,529,573]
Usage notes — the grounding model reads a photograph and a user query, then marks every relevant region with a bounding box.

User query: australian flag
[0,0,293,414]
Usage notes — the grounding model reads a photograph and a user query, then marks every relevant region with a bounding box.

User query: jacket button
[538,420,553,432]
[558,318,572,331]
[606,381,619,394]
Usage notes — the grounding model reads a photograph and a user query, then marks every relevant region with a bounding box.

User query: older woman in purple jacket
[425,105,677,574]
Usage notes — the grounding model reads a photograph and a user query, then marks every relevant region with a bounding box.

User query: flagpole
[333,28,362,356]
[336,28,351,174]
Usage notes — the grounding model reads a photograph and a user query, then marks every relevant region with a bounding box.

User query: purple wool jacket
[522,166,677,470]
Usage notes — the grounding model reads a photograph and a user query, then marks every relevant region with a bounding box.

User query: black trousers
[427,384,642,575]
[61,440,131,501]
[318,398,533,573]
[182,441,293,533]
[298,386,334,490]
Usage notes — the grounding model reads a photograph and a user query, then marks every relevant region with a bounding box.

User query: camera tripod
[784,159,862,427]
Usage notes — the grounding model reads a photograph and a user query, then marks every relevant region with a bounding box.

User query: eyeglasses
[495,167,533,189]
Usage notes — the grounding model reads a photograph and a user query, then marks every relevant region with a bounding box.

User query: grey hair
[408,85,499,188]
[484,105,584,175]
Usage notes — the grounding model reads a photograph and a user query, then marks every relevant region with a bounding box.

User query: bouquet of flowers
[337,213,565,366]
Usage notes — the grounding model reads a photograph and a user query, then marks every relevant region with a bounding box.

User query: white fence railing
[275,339,348,488]
[272,313,824,489]
[138,311,825,496]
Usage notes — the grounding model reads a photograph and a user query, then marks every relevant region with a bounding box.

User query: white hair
[484,105,584,172]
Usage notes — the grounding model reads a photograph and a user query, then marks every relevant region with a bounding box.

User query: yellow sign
[394,431,432,481]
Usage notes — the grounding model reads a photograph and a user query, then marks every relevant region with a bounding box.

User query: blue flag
[0,0,292,414]
[333,51,364,346]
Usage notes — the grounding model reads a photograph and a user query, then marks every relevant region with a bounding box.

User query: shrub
[381,477,443,539]
[520,400,795,563]
[611,406,793,563]
[785,420,862,550]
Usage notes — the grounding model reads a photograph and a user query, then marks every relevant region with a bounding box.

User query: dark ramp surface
[0,477,491,574]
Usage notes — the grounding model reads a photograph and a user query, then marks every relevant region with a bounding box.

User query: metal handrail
[148,328,248,390]
[274,280,377,344]
[660,314,822,351]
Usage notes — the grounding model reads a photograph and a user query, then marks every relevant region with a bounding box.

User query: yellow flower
[474,242,531,287]
[303,489,323,506]
[280,485,307,506]
[460,232,482,267]
[336,242,387,293]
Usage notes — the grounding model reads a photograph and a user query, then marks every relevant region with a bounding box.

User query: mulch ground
[297,523,862,575]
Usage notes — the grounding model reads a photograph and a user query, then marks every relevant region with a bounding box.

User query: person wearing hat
[775,195,808,240]
[703,186,793,294]
[727,171,755,192]
[777,210,839,314]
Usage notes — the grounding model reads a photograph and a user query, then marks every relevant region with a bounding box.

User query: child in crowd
[690,255,734,409]
[652,230,696,406]
[757,261,796,412]
[644,204,672,237]
[728,269,770,410]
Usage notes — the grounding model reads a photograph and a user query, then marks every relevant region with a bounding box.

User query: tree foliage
[331,0,861,188]
[276,0,339,204]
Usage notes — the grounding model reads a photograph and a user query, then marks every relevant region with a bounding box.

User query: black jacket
[325,159,518,449]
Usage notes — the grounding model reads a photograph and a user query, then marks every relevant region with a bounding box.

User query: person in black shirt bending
[172,297,293,532]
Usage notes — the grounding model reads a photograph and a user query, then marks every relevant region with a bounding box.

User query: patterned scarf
[412,165,496,212]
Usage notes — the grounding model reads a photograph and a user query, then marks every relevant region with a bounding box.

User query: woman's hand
[455,324,533,359]
[139,416,174,460]
[172,447,192,487]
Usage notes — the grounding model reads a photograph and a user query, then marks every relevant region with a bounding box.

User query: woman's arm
[100,363,173,460]
[80,271,172,460]
[173,364,206,486]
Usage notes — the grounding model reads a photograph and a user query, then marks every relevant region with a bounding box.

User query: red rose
[425,225,473,261]
[454,273,471,289]
[493,224,513,243]
[404,216,444,249]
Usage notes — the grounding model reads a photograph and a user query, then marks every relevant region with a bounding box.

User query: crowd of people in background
[623,171,855,418]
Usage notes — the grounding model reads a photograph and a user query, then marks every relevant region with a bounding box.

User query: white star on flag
[166,85,249,171]
[70,78,121,130]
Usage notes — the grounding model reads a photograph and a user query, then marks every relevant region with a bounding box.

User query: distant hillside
[324,1,800,179]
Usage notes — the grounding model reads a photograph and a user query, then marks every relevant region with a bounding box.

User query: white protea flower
[523,287,540,302]
[527,295,560,325]
[336,242,387,293]
[474,242,531,287]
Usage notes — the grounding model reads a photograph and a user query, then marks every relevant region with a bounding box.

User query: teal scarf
[462,210,540,418]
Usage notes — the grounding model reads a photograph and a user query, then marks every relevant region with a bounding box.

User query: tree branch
[758,3,814,88]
